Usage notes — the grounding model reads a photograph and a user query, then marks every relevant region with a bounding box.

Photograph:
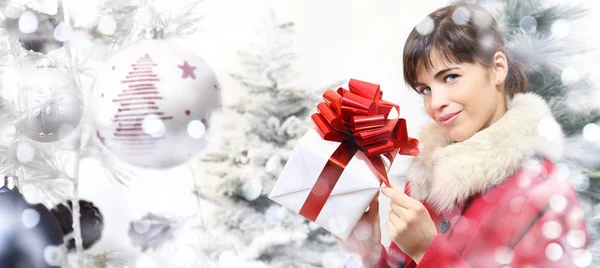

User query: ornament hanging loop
[2,175,20,191]
[141,28,165,40]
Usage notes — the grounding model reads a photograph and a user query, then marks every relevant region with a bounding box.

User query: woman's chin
[446,127,476,143]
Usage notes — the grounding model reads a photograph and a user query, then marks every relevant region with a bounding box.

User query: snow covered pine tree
[197,7,345,268]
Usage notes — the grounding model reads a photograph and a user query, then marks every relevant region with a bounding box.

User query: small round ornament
[21,60,84,143]
[18,16,67,54]
[0,175,65,268]
[91,38,222,169]
[3,8,66,54]
[51,199,104,251]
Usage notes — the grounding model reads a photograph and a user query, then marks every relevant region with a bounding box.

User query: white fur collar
[407,93,565,213]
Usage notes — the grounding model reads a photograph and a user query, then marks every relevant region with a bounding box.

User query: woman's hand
[381,186,437,264]
[334,192,383,267]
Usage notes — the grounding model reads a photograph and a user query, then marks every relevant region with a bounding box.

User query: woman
[338,4,590,268]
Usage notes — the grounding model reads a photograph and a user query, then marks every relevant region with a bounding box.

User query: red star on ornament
[178,61,196,79]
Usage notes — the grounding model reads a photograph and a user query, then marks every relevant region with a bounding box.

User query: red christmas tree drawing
[110,54,172,154]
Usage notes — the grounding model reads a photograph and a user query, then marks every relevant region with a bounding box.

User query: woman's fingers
[386,212,406,238]
[389,201,410,219]
[381,186,418,209]
[388,210,406,229]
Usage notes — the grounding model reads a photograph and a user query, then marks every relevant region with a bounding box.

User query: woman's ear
[493,51,508,86]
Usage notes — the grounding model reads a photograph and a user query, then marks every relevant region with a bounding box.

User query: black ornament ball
[3,12,64,54]
[51,199,104,251]
[18,17,64,54]
[0,177,64,268]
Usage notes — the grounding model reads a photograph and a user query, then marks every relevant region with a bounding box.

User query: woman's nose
[430,87,450,110]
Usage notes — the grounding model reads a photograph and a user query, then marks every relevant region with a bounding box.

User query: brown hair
[403,4,528,97]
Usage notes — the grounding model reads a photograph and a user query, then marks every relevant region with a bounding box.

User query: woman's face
[413,51,508,142]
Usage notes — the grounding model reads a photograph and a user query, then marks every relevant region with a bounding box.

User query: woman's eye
[445,74,459,83]
[418,87,431,95]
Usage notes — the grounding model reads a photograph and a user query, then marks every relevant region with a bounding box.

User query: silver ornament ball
[22,62,83,143]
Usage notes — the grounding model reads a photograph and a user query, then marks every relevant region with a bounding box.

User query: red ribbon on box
[299,79,420,222]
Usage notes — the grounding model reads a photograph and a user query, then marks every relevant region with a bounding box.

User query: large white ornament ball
[91,39,222,169]
[23,65,83,143]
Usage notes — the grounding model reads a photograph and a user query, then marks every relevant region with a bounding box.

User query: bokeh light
[21,208,40,229]
[187,120,206,139]
[452,7,470,25]
[142,114,165,138]
[16,141,35,164]
[582,123,600,143]
[241,178,263,201]
[545,243,563,262]
[561,67,580,85]
[97,15,117,36]
[19,11,38,34]
[416,16,434,35]
[549,194,568,213]
[53,22,72,42]
[551,19,570,39]
[542,221,562,239]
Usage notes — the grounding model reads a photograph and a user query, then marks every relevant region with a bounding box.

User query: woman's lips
[439,111,461,126]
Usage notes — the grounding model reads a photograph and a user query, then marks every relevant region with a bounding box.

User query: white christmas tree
[196,7,346,267]
[1,0,213,267]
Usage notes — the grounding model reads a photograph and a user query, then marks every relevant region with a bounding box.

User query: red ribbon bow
[299,79,419,222]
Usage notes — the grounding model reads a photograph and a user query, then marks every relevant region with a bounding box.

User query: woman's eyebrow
[414,67,461,86]
[433,67,460,79]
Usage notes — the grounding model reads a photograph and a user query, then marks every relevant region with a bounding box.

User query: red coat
[376,158,590,267]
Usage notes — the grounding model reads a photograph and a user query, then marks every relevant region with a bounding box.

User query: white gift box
[269,128,390,240]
